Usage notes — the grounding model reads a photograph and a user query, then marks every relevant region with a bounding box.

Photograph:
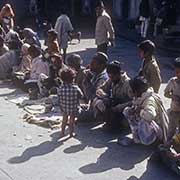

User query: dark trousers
[104,108,126,130]
[97,43,108,54]
[13,75,38,92]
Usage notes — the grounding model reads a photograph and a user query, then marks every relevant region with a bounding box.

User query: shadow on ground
[79,143,153,174]
[62,122,153,174]
[127,159,179,180]
[63,121,121,154]
[7,134,70,164]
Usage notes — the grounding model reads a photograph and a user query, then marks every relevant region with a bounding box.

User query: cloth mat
[5,93,63,129]
[23,113,62,129]
[23,107,63,129]
[5,93,29,105]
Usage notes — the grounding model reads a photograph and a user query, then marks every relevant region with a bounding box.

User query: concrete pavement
[115,20,180,54]
[0,36,179,180]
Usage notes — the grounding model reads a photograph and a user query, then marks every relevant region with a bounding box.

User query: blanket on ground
[5,93,63,129]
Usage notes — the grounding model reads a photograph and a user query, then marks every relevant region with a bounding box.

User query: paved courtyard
[0,34,179,180]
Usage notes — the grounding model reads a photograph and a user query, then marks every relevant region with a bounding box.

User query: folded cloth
[23,113,63,129]
[5,93,29,105]
[24,104,45,114]
[24,79,38,84]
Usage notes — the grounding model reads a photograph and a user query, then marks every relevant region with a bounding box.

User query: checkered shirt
[58,84,83,116]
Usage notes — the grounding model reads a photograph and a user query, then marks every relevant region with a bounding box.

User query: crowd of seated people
[0,2,180,175]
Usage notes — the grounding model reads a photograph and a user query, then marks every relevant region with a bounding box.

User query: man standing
[95,1,115,54]
[139,0,150,38]
[55,9,73,61]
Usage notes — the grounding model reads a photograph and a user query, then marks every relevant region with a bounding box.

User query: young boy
[66,54,85,92]
[164,57,180,140]
[138,40,162,93]
[58,68,83,137]
[45,29,60,56]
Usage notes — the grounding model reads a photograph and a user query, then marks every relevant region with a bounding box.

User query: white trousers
[140,17,150,38]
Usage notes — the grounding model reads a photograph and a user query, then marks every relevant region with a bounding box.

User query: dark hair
[60,68,76,83]
[129,76,149,96]
[8,40,20,50]
[28,44,41,56]
[93,52,108,65]
[107,61,121,74]
[138,40,155,55]
[174,57,180,68]
[67,54,83,67]
[61,7,67,14]
[47,29,57,39]
[50,53,63,69]
[95,1,105,8]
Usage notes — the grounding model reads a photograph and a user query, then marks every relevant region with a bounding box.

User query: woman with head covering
[19,43,32,73]
[0,40,20,79]
[0,4,15,33]
[22,28,41,47]
[12,43,32,90]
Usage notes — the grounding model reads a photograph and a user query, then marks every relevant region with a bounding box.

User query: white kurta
[0,50,18,79]
[30,56,49,80]
[55,14,73,49]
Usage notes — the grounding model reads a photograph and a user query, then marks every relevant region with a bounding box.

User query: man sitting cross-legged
[93,61,132,130]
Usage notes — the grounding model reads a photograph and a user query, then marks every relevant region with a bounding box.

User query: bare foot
[69,133,76,138]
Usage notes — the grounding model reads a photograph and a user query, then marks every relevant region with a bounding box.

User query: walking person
[153,1,169,37]
[29,0,38,16]
[55,9,73,61]
[139,0,150,38]
[95,1,115,54]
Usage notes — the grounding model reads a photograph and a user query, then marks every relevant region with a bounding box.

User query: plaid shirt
[58,84,83,115]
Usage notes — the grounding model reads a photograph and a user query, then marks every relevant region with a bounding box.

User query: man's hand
[84,69,93,81]
[49,87,57,95]
[96,89,107,98]
[93,98,106,112]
